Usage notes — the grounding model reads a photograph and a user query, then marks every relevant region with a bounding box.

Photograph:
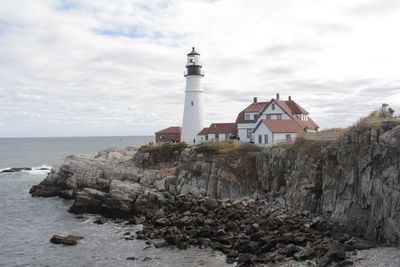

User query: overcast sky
[1,0,399,137]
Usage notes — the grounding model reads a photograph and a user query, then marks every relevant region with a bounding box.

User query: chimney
[276,93,280,100]
[253,97,258,103]
[288,96,291,101]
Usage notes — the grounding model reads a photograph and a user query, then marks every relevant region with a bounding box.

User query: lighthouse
[181,47,206,144]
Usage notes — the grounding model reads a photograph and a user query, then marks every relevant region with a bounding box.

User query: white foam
[0,167,11,173]
[0,165,52,175]
[23,165,52,175]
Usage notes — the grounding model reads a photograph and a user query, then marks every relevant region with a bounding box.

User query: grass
[319,127,348,133]
[136,142,188,167]
[194,140,261,155]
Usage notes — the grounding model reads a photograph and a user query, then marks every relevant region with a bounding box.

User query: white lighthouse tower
[181,47,206,144]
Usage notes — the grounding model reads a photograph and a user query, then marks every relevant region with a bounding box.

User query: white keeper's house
[198,93,318,146]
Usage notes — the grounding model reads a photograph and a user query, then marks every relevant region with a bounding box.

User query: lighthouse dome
[185,47,203,76]
[187,47,200,56]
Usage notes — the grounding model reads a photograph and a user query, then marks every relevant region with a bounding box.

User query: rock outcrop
[257,122,400,244]
[30,121,400,247]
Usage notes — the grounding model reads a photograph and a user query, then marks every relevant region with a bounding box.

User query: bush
[194,142,222,154]
[194,140,260,155]
[138,142,188,165]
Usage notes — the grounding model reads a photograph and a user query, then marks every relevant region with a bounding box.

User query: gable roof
[155,126,182,134]
[235,102,268,123]
[257,97,317,129]
[259,119,304,133]
[293,116,318,129]
[198,123,237,135]
[259,98,310,117]
[286,100,309,114]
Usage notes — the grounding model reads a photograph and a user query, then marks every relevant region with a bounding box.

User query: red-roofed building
[155,126,181,143]
[194,93,318,145]
[236,97,269,142]
[197,123,237,142]
[252,93,319,145]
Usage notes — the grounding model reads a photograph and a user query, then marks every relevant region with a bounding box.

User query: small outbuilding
[155,126,182,143]
[197,123,238,143]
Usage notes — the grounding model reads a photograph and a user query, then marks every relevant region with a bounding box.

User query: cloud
[0,0,399,136]
[348,0,400,17]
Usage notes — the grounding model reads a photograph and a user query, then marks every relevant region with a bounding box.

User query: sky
[0,0,399,137]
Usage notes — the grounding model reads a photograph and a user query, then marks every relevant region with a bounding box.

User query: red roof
[293,117,318,129]
[236,102,268,123]
[155,126,182,134]
[198,123,237,135]
[285,100,309,114]
[261,119,304,133]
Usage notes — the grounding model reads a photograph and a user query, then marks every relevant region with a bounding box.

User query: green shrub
[194,140,260,155]
[138,142,188,165]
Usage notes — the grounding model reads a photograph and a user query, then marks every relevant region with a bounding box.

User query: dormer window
[277,114,282,120]
[253,114,257,120]
[272,103,275,110]
[245,114,250,120]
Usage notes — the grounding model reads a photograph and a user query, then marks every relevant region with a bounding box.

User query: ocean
[0,136,228,267]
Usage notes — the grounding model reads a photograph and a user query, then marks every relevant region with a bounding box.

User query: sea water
[0,136,228,267]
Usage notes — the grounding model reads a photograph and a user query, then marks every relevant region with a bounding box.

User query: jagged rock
[59,189,74,199]
[30,122,400,249]
[93,216,108,224]
[50,234,83,246]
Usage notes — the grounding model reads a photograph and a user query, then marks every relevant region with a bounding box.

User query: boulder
[50,234,83,246]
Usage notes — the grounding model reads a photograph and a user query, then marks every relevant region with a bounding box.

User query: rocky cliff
[257,121,400,244]
[30,120,400,245]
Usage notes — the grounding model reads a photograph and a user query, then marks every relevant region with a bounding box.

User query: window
[286,134,291,140]
[253,114,258,120]
[245,114,250,120]
[271,103,275,110]
[225,133,230,139]
[277,114,282,120]
[266,114,271,119]
[191,101,194,106]
[215,133,219,139]
[258,135,262,144]
[246,129,252,139]
[264,135,268,144]
[205,135,208,141]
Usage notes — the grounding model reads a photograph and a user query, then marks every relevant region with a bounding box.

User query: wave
[23,165,52,175]
[0,165,52,175]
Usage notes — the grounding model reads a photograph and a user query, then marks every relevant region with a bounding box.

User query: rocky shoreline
[121,196,375,266]
[29,120,400,266]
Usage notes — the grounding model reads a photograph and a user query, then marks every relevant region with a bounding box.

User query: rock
[1,167,31,173]
[131,216,146,224]
[203,199,219,210]
[59,189,74,199]
[93,217,108,224]
[29,185,61,197]
[154,217,169,226]
[154,241,168,248]
[126,256,136,260]
[50,234,83,246]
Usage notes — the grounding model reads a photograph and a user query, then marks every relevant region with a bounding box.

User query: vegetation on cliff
[135,142,188,167]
